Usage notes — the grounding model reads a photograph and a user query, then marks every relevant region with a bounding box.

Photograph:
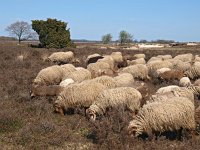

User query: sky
[0,0,200,42]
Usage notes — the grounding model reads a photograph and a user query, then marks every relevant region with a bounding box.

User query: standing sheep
[33,65,64,86]
[30,85,64,98]
[48,51,74,65]
[128,97,196,138]
[114,73,134,87]
[53,82,107,115]
[184,65,200,79]
[86,87,142,121]
[120,64,149,80]
[158,69,184,81]
[173,53,194,63]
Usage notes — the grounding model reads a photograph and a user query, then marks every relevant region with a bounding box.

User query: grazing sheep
[87,61,113,78]
[128,97,196,137]
[157,55,172,60]
[86,87,142,121]
[59,78,75,87]
[64,67,91,83]
[91,76,117,88]
[133,54,146,59]
[30,85,64,98]
[156,85,180,94]
[194,79,200,86]
[114,73,134,87]
[156,68,171,75]
[53,82,107,115]
[110,52,128,68]
[86,55,104,65]
[147,57,163,64]
[179,77,191,87]
[174,53,194,63]
[120,64,149,80]
[127,58,146,66]
[184,65,200,79]
[158,69,184,81]
[48,51,74,64]
[60,64,76,78]
[147,60,173,71]
[170,59,191,72]
[98,55,115,70]
[33,65,64,86]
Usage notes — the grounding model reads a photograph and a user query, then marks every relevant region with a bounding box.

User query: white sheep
[86,87,142,121]
[97,55,115,70]
[133,53,146,59]
[194,79,200,86]
[48,51,74,64]
[87,61,113,78]
[33,65,64,86]
[114,73,134,87]
[157,55,172,60]
[179,77,191,87]
[127,58,146,66]
[90,76,117,88]
[156,68,171,75]
[184,65,200,79]
[174,53,194,63]
[63,67,91,83]
[59,78,75,87]
[120,64,149,80]
[60,64,76,78]
[128,97,196,137]
[156,85,180,94]
[53,82,107,115]
[170,59,191,72]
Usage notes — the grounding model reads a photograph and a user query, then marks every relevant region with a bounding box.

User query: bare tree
[6,21,32,44]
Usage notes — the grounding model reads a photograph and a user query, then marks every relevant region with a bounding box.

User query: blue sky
[0,0,200,42]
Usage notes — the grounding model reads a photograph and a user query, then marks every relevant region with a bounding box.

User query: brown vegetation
[1,41,200,149]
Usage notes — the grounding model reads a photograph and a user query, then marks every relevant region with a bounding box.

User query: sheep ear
[90,114,96,122]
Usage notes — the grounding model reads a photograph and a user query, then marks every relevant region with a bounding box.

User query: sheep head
[53,98,65,116]
[86,108,96,122]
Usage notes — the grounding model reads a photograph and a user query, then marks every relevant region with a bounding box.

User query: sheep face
[128,120,143,137]
[53,103,64,116]
[86,109,96,122]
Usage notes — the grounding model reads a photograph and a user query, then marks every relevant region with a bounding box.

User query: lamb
[158,69,184,81]
[86,87,142,121]
[114,73,134,87]
[179,77,191,87]
[53,82,107,115]
[184,65,200,79]
[30,85,64,98]
[33,65,65,86]
[47,51,74,65]
[63,67,91,83]
[120,64,149,80]
[59,78,75,87]
[128,97,196,138]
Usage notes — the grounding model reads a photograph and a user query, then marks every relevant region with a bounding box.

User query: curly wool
[158,69,184,81]
[114,73,134,87]
[184,65,200,79]
[33,65,65,86]
[87,61,113,78]
[128,97,196,137]
[173,53,194,63]
[179,77,191,87]
[127,58,146,66]
[170,59,191,72]
[87,87,142,116]
[59,78,75,87]
[120,64,149,80]
[91,76,117,88]
[48,51,74,64]
[54,82,107,112]
[64,68,91,83]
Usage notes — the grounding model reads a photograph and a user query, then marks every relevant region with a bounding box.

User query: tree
[119,30,133,45]
[32,18,75,48]
[102,33,112,44]
[6,21,32,44]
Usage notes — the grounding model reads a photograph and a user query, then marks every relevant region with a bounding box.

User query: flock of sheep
[30,50,200,139]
